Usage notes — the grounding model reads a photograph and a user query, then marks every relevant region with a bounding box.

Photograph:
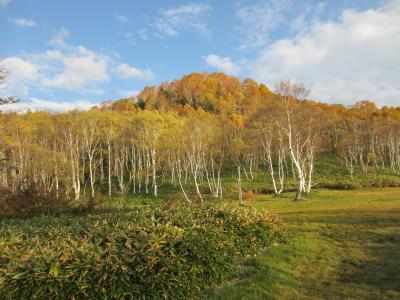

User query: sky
[0,0,399,111]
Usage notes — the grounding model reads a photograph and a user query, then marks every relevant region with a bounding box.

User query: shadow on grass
[338,229,400,294]
[301,210,400,298]
[204,202,400,300]
[200,246,304,300]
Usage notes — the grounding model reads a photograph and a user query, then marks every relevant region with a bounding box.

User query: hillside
[1,72,400,208]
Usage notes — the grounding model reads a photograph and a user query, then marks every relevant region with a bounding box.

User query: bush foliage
[0,204,285,299]
[0,184,71,218]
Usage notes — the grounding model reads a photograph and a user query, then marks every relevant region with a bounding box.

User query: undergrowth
[0,203,285,299]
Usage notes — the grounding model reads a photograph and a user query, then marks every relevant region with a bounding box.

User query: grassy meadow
[204,188,400,299]
[1,187,399,299]
[1,156,400,298]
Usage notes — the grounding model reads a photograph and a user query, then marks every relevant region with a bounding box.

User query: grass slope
[204,188,400,299]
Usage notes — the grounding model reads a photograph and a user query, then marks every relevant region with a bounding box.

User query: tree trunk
[295,172,303,201]
[108,143,112,197]
[238,166,243,205]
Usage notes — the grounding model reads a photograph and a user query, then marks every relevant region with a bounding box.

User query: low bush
[0,203,285,299]
[242,191,256,201]
[0,184,71,218]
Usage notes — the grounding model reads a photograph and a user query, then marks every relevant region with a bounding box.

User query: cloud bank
[245,0,400,106]
[153,3,211,38]
[205,54,240,75]
[0,98,97,113]
[0,28,155,103]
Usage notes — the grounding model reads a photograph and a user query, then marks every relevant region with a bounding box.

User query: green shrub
[0,204,285,299]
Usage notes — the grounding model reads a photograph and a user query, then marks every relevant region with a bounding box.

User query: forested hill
[98,72,400,117]
[1,72,400,204]
[99,72,275,114]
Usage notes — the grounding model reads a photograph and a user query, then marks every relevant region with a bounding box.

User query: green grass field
[203,188,400,299]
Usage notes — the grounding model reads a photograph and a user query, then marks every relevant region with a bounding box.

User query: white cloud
[0,27,154,99]
[164,4,210,16]
[154,19,177,37]
[138,28,149,40]
[1,26,156,103]
[1,47,110,96]
[236,0,326,49]
[1,57,39,80]
[118,89,140,98]
[249,0,400,106]
[50,27,70,47]
[43,50,63,60]
[9,18,37,27]
[42,46,110,90]
[0,98,97,113]
[205,54,240,75]
[0,57,39,96]
[153,3,211,38]
[116,63,154,81]
[0,0,11,7]
[124,32,135,46]
[236,0,292,48]
[115,13,129,26]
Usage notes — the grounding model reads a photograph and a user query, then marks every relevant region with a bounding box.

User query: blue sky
[0,0,399,111]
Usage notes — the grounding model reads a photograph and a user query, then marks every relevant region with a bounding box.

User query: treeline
[1,73,400,201]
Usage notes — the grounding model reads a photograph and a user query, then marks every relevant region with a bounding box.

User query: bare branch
[0,66,8,81]
[0,65,20,105]
[0,96,20,105]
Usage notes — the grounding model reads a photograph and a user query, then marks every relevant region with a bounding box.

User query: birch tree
[274,81,322,201]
